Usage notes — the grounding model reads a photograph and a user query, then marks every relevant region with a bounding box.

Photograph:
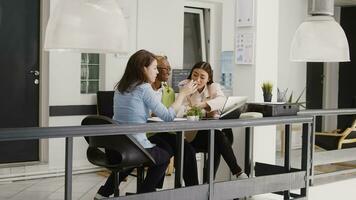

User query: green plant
[287,87,306,108]
[261,81,273,94]
[186,106,203,118]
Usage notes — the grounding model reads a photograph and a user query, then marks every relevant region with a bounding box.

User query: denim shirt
[113,83,176,148]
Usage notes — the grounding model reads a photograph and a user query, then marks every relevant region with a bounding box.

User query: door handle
[29,70,40,76]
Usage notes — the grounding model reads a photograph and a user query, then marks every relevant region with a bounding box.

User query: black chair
[96,91,115,118]
[82,115,156,197]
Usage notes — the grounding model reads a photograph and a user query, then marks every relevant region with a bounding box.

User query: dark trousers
[190,129,242,178]
[149,133,199,186]
[97,146,170,197]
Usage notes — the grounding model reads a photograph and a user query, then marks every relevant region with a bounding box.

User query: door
[338,6,356,130]
[306,62,324,131]
[0,0,40,163]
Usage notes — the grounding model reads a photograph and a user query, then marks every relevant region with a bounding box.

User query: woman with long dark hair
[95,50,197,199]
[179,61,247,181]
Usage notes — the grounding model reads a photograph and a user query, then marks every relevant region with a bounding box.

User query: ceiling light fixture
[44,0,128,53]
[290,0,350,62]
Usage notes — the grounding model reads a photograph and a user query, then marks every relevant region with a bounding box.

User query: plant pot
[263,93,272,102]
[187,115,199,121]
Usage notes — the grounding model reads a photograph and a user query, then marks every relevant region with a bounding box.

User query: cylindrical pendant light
[44,0,128,53]
[290,0,350,62]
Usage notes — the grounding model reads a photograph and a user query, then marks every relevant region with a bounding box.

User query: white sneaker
[236,172,248,180]
[94,193,107,200]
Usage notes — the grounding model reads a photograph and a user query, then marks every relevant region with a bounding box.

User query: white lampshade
[44,0,128,53]
[290,16,350,62]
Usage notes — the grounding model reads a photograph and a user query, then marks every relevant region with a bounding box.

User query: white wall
[277,0,308,150]
[278,0,307,101]
[45,0,187,172]
[232,0,280,164]
[7,0,309,178]
[137,0,185,69]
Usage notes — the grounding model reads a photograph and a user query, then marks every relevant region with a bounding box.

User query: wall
[278,0,307,97]
[231,0,280,164]
[3,0,310,179]
[277,0,307,149]
[45,0,186,172]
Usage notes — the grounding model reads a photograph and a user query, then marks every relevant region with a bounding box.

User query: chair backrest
[97,91,115,118]
[82,115,156,166]
[345,119,356,139]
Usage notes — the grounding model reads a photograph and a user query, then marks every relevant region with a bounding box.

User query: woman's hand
[179,80,197,96]
[195,101,209,110]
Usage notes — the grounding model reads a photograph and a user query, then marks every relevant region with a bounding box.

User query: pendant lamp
[44,0,128,53]
[290,0,349,62]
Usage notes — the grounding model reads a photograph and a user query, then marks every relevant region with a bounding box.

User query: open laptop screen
[220,96,248,119]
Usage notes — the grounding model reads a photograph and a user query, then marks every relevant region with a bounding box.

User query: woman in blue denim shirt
[95,49,197,199]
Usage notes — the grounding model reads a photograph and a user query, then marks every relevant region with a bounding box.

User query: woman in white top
[181,61,247,181]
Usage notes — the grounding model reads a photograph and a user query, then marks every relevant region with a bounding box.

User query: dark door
[306,62,324,131]
[0,0,40,163]
[338,7,356,130]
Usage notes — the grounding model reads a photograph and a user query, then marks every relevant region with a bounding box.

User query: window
[81,53,100,94]
[183,7,207,69]
[220,51,233,89]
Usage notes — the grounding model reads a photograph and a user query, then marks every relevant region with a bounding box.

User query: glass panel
[88,65,99,79]
[81,53,88,64]
[80,53,100,94]
[183,12,202,69]
[220,51,233,89]
[81,65,88,79]
[87,81,99,93]
[88,53,99,64]
[80,81,88,93]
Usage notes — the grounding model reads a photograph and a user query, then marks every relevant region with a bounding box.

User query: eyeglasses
[158,67,171,72]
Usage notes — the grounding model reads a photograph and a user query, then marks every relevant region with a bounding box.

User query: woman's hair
[155,55,168,68]
[116,49,156,93]
[187,61,214,85]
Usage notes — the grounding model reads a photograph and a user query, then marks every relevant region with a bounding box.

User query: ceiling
[335,0,356,6]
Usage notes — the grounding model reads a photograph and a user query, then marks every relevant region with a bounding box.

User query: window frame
[184,7,207,63]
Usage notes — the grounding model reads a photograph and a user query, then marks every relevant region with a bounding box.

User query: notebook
[219,96,248,119]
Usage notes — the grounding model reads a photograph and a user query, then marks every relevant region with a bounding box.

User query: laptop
[219,96,248,119]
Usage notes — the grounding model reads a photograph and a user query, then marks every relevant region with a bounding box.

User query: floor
[0,170,286,200]
[0,148,354,200]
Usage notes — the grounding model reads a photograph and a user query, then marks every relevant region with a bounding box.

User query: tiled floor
[0,173,106,200]
[1,148,351,200]
[0,171,285,200]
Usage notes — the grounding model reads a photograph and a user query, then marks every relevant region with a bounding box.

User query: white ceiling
[335,0,356,6]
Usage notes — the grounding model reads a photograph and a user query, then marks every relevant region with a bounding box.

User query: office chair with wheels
[82,115,156,197]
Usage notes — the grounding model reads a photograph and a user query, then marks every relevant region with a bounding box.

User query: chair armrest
[330,129,342,133]
[315,132,344,137]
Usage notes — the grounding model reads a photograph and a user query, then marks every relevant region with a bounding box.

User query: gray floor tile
[9,191,52,200]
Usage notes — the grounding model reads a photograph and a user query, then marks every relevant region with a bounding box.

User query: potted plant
[261,81,273,102]
[186,106,203,121]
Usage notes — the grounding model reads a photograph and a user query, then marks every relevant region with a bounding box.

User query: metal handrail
[298,108,356,116]
[298,108,356,185]
[0,115,313,200]
[0,116,312,141]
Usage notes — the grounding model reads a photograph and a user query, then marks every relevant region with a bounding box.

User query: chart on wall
[235,31,255,65]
